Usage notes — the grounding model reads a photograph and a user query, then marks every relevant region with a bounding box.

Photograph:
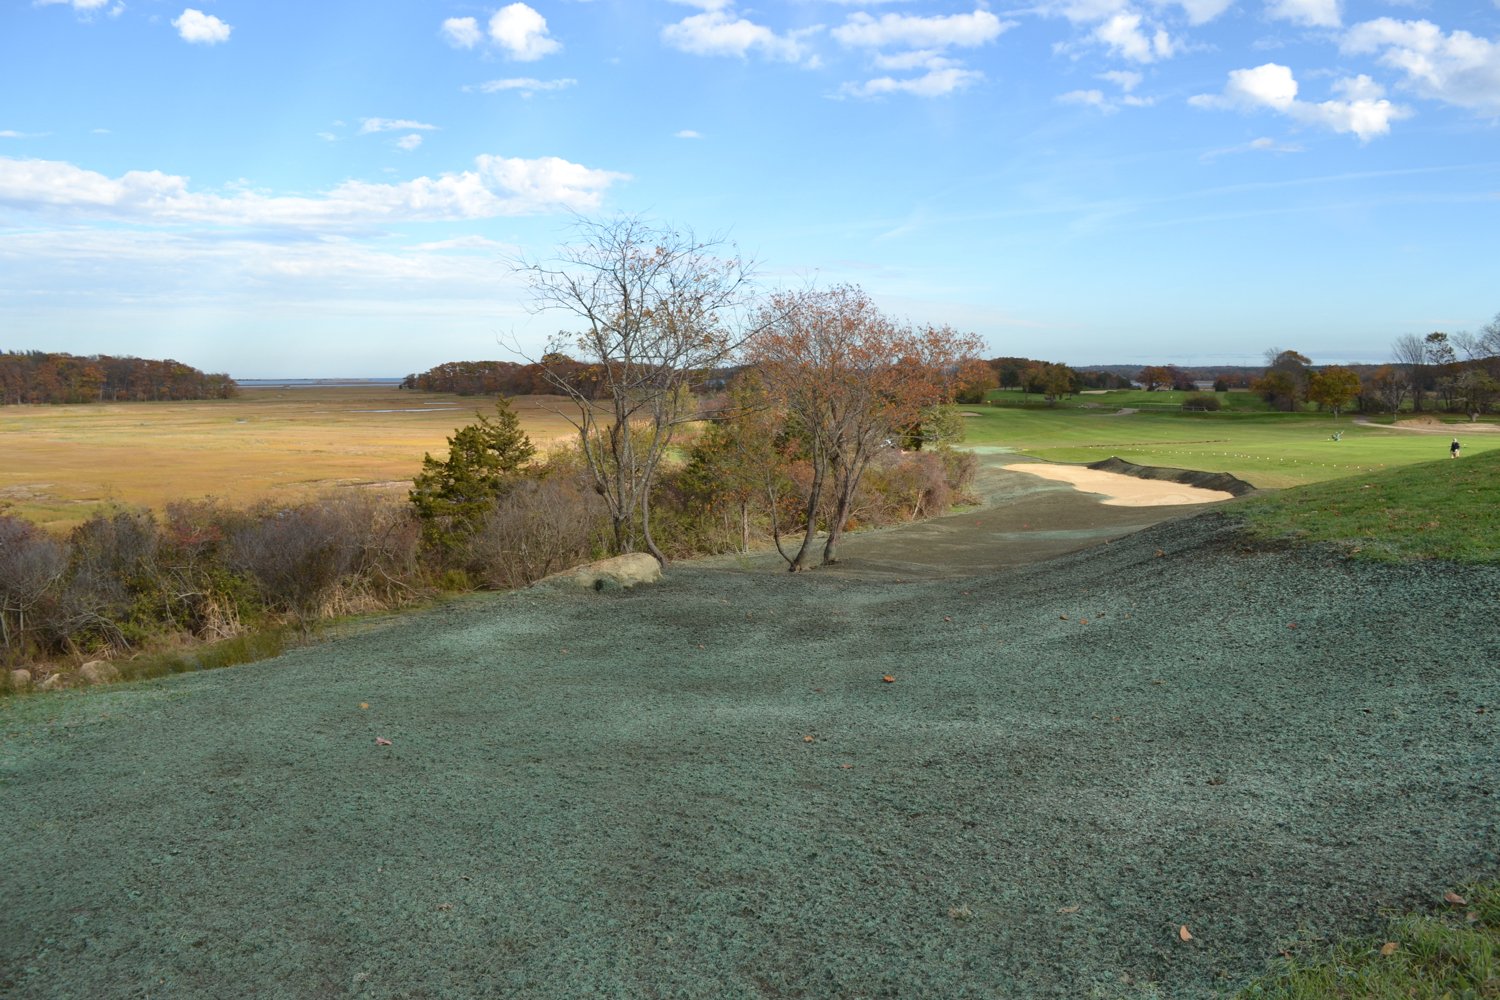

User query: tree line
[0,351,237,405]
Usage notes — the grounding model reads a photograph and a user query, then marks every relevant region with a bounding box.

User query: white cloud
[467,77,577,96]
[36,0,111,9]
[1200,135,1305,160]
[1190,63,1410,140]
[1058,88,1115,111]
[172,8,231,45]
[832,10,1009,49]
[440,17,482,49]
[1265,0,1340,29]
[675,129,703,139]
[1094,12,1176,62]
[359,118,438,134]
[1100,69,1144,91]
[1164,0,1235,26]
[842,66,984,98]
[0,155,630,226]
[1341,18,1500,114]
[661,9,812,61]
[489,3,561,61]
[396,134,423,151]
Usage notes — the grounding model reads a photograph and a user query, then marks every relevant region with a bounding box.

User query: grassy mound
[1233,448,1500,563]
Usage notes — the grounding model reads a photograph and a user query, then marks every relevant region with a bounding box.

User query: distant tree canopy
[0,352,236,405]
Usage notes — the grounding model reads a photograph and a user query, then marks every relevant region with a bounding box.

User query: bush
[1183,393,1222,412]
[465,476,608,589]
[0,515,67,662]
[227,498,367,622]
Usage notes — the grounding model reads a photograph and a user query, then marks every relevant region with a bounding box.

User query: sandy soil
[1001,462,1237,506]
[1357,415,1500,433]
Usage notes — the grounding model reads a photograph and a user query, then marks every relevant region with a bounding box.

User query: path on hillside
[706,449,1226,581]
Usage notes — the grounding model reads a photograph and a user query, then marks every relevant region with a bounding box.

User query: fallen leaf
[1287,622,1299,629]
[882,675,896,683]
[359,702,369,710]
[1380,941,1398,956]
[436,903,453,912]
[1178,925,1193,942]
[1058,905,1080,914]
[1059,614,1069,620]
[1080,618,1088,625]
[840,763,853,769]
[943,616,952,622]
[803,735,815,743]
[1445,891,1468,905]
[375,737,392,746]
[1154,549,1165,558]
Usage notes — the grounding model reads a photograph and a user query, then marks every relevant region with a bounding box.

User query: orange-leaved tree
[748,285,982,572]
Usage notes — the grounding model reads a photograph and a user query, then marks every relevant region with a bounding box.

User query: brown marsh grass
[0,386,583,531]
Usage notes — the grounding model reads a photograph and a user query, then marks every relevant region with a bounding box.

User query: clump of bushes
[1183,393,1222,411]
[5,396,983,687]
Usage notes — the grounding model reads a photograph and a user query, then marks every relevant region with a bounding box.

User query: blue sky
[2,0,1497,377]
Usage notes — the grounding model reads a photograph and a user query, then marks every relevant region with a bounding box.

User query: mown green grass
[989,387,1276,412]
[1232,448,1500,562]
[1236,882,1499,999]
[960,407,1499,488]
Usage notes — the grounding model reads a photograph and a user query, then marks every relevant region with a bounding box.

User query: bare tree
[1390,333,1428,413]
[748,285,982,571]
[517,217,762,564]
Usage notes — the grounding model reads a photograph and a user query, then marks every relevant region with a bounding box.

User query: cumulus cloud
[832,10,1009,49]
[661,9,814,62]
[466,77,577,96]
[1170,0,1235,26]
[1094,13,1176,62]
[1059,69,1155,111]
[172,8,230,45]
[832,8,1009,98]
[440,16,482,49]
[396,134,423,151]
[1341,17,1500,114]
[359,118,438,134]
[1190,63,1410,140]
[1265,0,1340,29]
[0,155,630,225]
[489,3,561,61]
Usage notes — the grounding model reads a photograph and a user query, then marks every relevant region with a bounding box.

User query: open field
[7,385,1497,531]
[0,387,582,531]
[2,453,1495,998]
[961,406,1500,489]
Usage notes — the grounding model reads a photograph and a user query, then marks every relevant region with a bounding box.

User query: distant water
[235,378,404,388]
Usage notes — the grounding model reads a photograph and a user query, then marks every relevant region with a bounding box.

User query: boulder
[79,660,120,685]
[9,669,31,690]
[542,553,663,592]
[38,672,66,691]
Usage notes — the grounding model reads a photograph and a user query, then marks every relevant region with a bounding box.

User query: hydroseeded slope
[2,513,1497,998]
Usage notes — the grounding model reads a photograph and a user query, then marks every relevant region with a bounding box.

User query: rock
[542,553,663,592]
[9,669,31,690]
[79,660,120,685]
[38,672,66,691]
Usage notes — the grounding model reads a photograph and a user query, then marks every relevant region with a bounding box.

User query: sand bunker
[1002,462,1236,506]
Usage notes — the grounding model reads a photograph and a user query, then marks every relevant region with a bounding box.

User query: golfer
[1451,438,1461,459]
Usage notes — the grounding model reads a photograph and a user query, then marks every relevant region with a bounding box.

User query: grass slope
[2,470,1497,997]
[1234,449,1500,562]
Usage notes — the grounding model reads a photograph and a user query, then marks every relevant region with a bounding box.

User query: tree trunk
[788,459,825,572]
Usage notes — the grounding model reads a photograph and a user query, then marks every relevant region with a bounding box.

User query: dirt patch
[2,460,1496,999]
